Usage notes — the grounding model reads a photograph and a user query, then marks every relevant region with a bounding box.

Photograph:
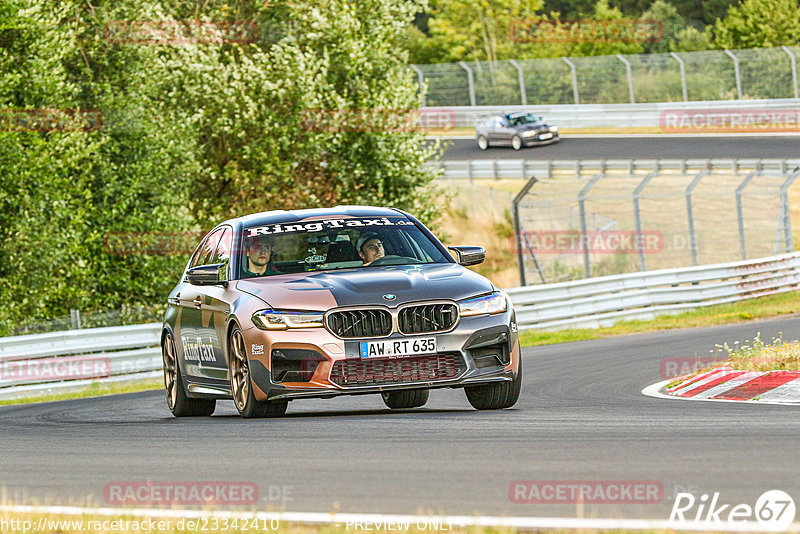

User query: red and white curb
[642,365,800,405]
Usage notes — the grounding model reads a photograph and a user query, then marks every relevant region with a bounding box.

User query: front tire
[464,358,522,410]
[477,135,489,150]
[511,135,523,150]
[381,389,429,409]
[229,325,287,419]
[162,332,216,417]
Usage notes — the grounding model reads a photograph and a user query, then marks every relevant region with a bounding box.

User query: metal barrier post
[509,59,527,105]
[782,46,799,99]
[70,309,81,330]
[780,170,800,252]
[562,57,579,105]
[409,65,426,107]
[724,49,742,99]
[685,170,709,266]
[578,174,604,278]
[633,172,658,271]
[736,171,757,259]
[512,175,543,286]
[670,52,688,102]
[617,54,635,104]
[458,61,477,106]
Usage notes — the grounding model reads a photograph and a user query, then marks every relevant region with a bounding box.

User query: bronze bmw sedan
[161,206,522,418]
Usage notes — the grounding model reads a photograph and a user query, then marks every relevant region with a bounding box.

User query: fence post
[685,170,708,266]
[458,61,477,106]
[616,54,635,104]
[578,174,604,278]
[736,171,757,259]
[780,170,800,252]
[509,59,527,106]
[724,49,742,99]
[562,57,579,105]
[70,309,81,330]
[670,52,688,102]
[633,172,658,271]
[782,46,799,99]
[409,65,426,107]
[513,175,542,286]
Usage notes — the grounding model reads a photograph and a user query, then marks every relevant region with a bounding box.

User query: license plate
[360,337,437,359]
[539,132,553,140]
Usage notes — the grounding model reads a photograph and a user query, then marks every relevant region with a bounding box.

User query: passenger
[356,232,385,266]
[243,235,280,276]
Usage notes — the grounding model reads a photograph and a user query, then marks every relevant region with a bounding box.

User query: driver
[243,234,280,276]
[356,232,385,266]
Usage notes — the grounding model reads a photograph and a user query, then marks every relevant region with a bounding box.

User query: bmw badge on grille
[383,294,397,301]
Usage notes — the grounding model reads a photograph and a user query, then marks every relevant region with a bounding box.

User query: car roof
[218,205,407,229]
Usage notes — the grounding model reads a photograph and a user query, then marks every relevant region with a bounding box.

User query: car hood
[515,121,549,132]
[235,263,495,310]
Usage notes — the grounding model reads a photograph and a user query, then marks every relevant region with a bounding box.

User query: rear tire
[464,358,522,410]
[162,332,216,417]
[381,389,430,409]
[229,325,287,419]
[477,136,489,150]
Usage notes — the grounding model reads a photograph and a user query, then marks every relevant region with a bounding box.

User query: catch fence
[413,46,800,107]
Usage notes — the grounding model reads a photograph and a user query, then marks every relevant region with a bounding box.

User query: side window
[191,228,224,268]
[212,227,232,279]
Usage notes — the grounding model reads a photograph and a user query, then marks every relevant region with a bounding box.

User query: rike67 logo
[670,490,796,530]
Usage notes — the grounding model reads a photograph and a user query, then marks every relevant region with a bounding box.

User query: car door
[177,227,225,382]
[193,225,236,383]
[488,117,510,144]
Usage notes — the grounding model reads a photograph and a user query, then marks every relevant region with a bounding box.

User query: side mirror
[448,246,485,266]
[186,263,227,286]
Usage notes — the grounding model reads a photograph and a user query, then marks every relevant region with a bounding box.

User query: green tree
[713,0,800,48]
[641,0,687,53]
[425,0,544,62]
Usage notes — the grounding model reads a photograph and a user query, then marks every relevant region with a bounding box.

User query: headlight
[458,292,508,317]
[252,310,325,330]
[522,130,537,137]
[550,125,558,132]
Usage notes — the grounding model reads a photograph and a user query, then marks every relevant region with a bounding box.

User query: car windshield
[239,215,451,278]
[507,113,541,126]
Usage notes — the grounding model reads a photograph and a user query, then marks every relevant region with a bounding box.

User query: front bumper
[523,132,559,146]
[240,309,520,402]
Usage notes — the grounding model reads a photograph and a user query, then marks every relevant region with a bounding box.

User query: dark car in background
[476,112,559,150]
[161,206,522,418]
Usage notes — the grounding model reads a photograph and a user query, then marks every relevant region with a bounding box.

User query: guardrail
[2,251,799,397]
[425,98,800,129]
[506,252,800,330]
[0,323,162,398]
[431,158,800,180]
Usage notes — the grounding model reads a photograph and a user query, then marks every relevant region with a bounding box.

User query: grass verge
[518,290,800,347]
[0,377,161,407]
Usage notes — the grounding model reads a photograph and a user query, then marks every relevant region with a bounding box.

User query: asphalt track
[2,316,800,520]
[440,135,800,161]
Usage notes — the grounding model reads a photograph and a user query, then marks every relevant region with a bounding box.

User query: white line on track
[2,504,799,532]
[641,378,800,406]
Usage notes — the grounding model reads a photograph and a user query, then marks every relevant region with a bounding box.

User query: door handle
[193,296,203,308]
